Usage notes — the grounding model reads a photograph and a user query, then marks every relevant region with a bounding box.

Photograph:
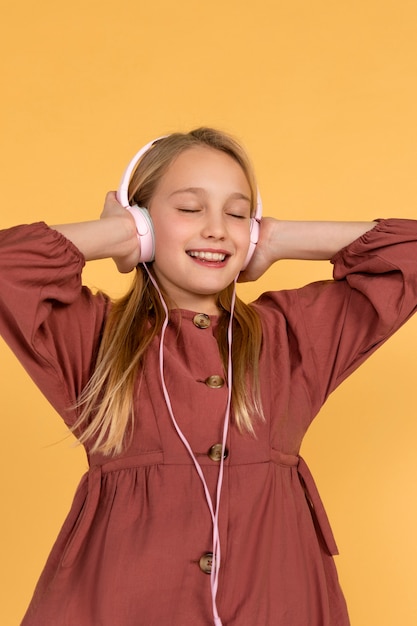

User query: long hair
[73,128,264,455]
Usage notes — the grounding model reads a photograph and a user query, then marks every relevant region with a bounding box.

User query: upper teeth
[189,251,226,261]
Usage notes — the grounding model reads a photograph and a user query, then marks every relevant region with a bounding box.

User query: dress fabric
[1,220,417,626]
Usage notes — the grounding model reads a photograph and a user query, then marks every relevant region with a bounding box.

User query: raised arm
[240,217,377,282]
[52,191,140,272]
[0,192,142,421]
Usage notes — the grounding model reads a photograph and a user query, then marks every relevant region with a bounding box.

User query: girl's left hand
[238,217,278,282]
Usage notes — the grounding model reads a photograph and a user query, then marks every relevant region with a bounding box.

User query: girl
[1,127,416,626]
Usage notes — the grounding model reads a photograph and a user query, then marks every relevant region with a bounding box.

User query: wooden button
[193,313,211,329]
[199,552,213,574]
[205,375,225,388]
[208,444,229,462]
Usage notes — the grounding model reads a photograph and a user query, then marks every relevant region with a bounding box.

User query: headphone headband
[117,136,168,208]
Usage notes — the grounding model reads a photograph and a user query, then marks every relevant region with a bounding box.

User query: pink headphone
[117,136,262,269]
[117,135,260,625]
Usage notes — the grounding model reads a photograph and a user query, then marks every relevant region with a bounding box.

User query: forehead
[155,146,251,196]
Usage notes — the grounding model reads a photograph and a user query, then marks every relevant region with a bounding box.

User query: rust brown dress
[1,220,417,626]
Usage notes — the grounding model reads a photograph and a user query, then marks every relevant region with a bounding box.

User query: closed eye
[227,213,248,219]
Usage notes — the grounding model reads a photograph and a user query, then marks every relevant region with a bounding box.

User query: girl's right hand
[100,191,141,273]
[238,217,278,282]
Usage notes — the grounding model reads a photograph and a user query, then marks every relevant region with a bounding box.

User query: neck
[172,297,221,316]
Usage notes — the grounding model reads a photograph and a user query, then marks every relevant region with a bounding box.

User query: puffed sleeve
[0,222,109,426]
[255,219,417,421]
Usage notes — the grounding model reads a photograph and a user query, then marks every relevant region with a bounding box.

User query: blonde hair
[73,128,264,455]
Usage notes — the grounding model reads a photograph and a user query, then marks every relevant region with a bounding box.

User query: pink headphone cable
[144,265,236,626]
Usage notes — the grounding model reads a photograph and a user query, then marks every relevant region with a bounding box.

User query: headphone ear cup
[126,206,155,262]
[241,217,260,270]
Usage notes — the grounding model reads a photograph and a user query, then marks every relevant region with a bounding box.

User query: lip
[186,248,231,255]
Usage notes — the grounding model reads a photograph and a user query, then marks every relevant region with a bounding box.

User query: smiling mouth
[187,251,227,262]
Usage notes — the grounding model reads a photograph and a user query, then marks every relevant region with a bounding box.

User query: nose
[200,209,227,240]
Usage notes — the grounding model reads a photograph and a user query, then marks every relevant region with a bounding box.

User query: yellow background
[1,0,417,624]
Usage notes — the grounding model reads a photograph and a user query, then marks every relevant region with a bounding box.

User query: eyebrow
[168,187,251,203]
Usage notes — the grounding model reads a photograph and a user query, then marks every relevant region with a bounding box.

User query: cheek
[152,217,172,248]
[153,221,186,263]
[237,224,251,250]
